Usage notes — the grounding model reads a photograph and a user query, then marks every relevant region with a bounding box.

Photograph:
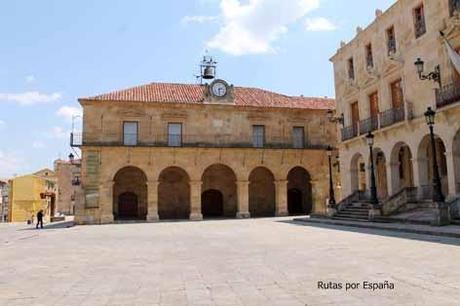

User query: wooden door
[391,80,404,109]
[351,102,359,129]
[369,92,379,118]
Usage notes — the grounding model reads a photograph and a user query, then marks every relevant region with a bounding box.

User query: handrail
[336,190,367,212]
[381,187,418,216]
[447,195,460,218]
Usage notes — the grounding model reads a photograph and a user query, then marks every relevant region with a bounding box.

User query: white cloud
[182,15,218,25]
[32,141,45,149]
[305,17,336,31]
[0,150,24,178]
[0,91,62,106]
[56,106,82,121]
[206,0,320,56]
[25,75,36,83]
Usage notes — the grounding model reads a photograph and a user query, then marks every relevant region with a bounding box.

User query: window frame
[123,121,139,146]
[292,126,305,149]
[252,125,265,148]
[167,122,183,147]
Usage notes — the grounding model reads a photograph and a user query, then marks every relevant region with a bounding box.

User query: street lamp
[414,58,442,88]
[68,153,75,164]
[366,132,379,208]
[424,107,445,203]
[326,146,336,208]
[327,109,345,126]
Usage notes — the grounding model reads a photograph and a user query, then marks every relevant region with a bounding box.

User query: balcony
[340,106,406,142]
[436,82,460,108]
[70,133,329,150]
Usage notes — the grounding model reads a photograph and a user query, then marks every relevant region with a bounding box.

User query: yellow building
[8,170,57,223]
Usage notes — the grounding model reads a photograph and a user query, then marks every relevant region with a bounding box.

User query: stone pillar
[146,181,159,222]
[275,180,288,216]
[311,179,326,215]
[387,162,396,196]
[100,181,114,224]
[411,158,422,199]
[189,180,203,221]
[445,149,457,199]
[236,180,250,218]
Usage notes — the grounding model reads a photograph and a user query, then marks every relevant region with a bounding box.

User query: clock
[211,81,227,97]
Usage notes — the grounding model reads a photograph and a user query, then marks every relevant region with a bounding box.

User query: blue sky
[0,0,395,178]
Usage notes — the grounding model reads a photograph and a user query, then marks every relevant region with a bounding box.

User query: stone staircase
[333,200,371,222]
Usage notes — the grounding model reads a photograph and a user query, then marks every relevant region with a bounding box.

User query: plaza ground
[0,217,459,306]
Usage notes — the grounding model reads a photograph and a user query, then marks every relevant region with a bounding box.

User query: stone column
[275,180,288,216]
[146,181,159,222]
[387,162,397,197]
[236,180,250,218]
[445,149,457,199]
[100,181,114,224]
[189,180,203,221]
[411,158,422,199]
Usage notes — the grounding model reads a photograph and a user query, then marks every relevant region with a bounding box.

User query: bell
[203,66,215,79]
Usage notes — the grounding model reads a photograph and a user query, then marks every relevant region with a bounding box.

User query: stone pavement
[0,217,459,306]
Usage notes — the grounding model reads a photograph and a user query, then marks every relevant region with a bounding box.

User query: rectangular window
[391,79,404,108]
[351,101,359,126]
[450,0,460,16]
[348,57,355,80]
[293,127,305,149]
[168,123,182,147]
[386,26,396,56]
[123,122,138,146]
[369,92,379,118]
[253,125,265,148]
[366,43,374,68]
[414,4,426,38]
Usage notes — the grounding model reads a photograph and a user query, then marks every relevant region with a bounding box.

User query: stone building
[71,79,337,224]
[54,158,81,215]
[330,0,460,218]
[0,180,9,222]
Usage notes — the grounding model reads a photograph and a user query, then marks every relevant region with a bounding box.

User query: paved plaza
[1,217,459,306]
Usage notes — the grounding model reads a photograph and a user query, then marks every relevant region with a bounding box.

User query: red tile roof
[80,82,335,110]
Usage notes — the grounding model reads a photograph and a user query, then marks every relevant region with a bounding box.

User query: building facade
[330,0,460,210]
[0,180,9,222]
[72,80,337,224]
[8,170,57,223]
[54,158,81,215]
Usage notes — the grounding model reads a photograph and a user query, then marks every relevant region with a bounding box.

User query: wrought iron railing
[341,125,358,141]
[436,82,460,108]
[359,116,378,134]
[450,0,460,16]
[380,106,405,128]
[70,133,329,150]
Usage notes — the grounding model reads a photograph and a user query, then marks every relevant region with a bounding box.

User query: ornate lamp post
[424,107,445,203]
[366,132,379,208]
[327,109,345,126]
[414,58,442,88]
[326,146,336,208]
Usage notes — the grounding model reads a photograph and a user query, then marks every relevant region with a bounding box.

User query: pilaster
[236,180,250,218]
[275,180,288,216]
[189,180,203,221]
[146,181,160,222]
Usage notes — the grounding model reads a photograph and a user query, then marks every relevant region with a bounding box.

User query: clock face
[211,82,227,97]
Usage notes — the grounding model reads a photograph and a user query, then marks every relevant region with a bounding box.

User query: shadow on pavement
[20,221,75,231]
[280,220,460,247]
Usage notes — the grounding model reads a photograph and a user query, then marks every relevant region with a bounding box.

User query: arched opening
[249,167,275,217]
[201,189,224,218]
[390,143,414,194]
[369,149,388,200]
[158,167,190,219]
[417,135,449,199]
[454,129,460,195]
[201,164,237,218]
[350,153,366,192]
[113,166,147,220]
[288,188,303,215]
[287,167,312,215]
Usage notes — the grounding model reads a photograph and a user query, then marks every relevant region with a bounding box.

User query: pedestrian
[36,210,44,229]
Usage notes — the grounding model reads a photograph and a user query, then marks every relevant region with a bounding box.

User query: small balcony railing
[359,116,379,134]
[450,0,460,16]
[436,82,460,108]
[380,106,405,128]
[387,39,396,56]
[70,133,329,150]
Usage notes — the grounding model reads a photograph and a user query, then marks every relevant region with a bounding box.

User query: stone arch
[350,153,366,193]
[201,164,237,218]
[287,167,312,215]
[113,166,147,220]
[248,167,276,217]
[158,166,190,219]
[454,129,460,195]
[390,142,414,194]
[417,134,449,199]
[369,148,388,199]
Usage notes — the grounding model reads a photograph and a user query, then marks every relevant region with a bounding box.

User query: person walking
[36,210,44,229]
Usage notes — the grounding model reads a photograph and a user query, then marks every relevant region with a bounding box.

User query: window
[123,122,138,146]
[351,101,359,127]
[413,4,426,38]
[390,79,404,108]
[292,127,305,149]
[347,57,355,80]
[366,43,374,69]
[450,0,460,16]
[386,26,396,56]
[168,123,182,147]
[252,125,265,148]
[369,92,379,118]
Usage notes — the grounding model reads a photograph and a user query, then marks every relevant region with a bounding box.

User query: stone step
[335,212,369,218]
[332,216,369,222]
[337,210,369,215]
[342,207,370,212]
